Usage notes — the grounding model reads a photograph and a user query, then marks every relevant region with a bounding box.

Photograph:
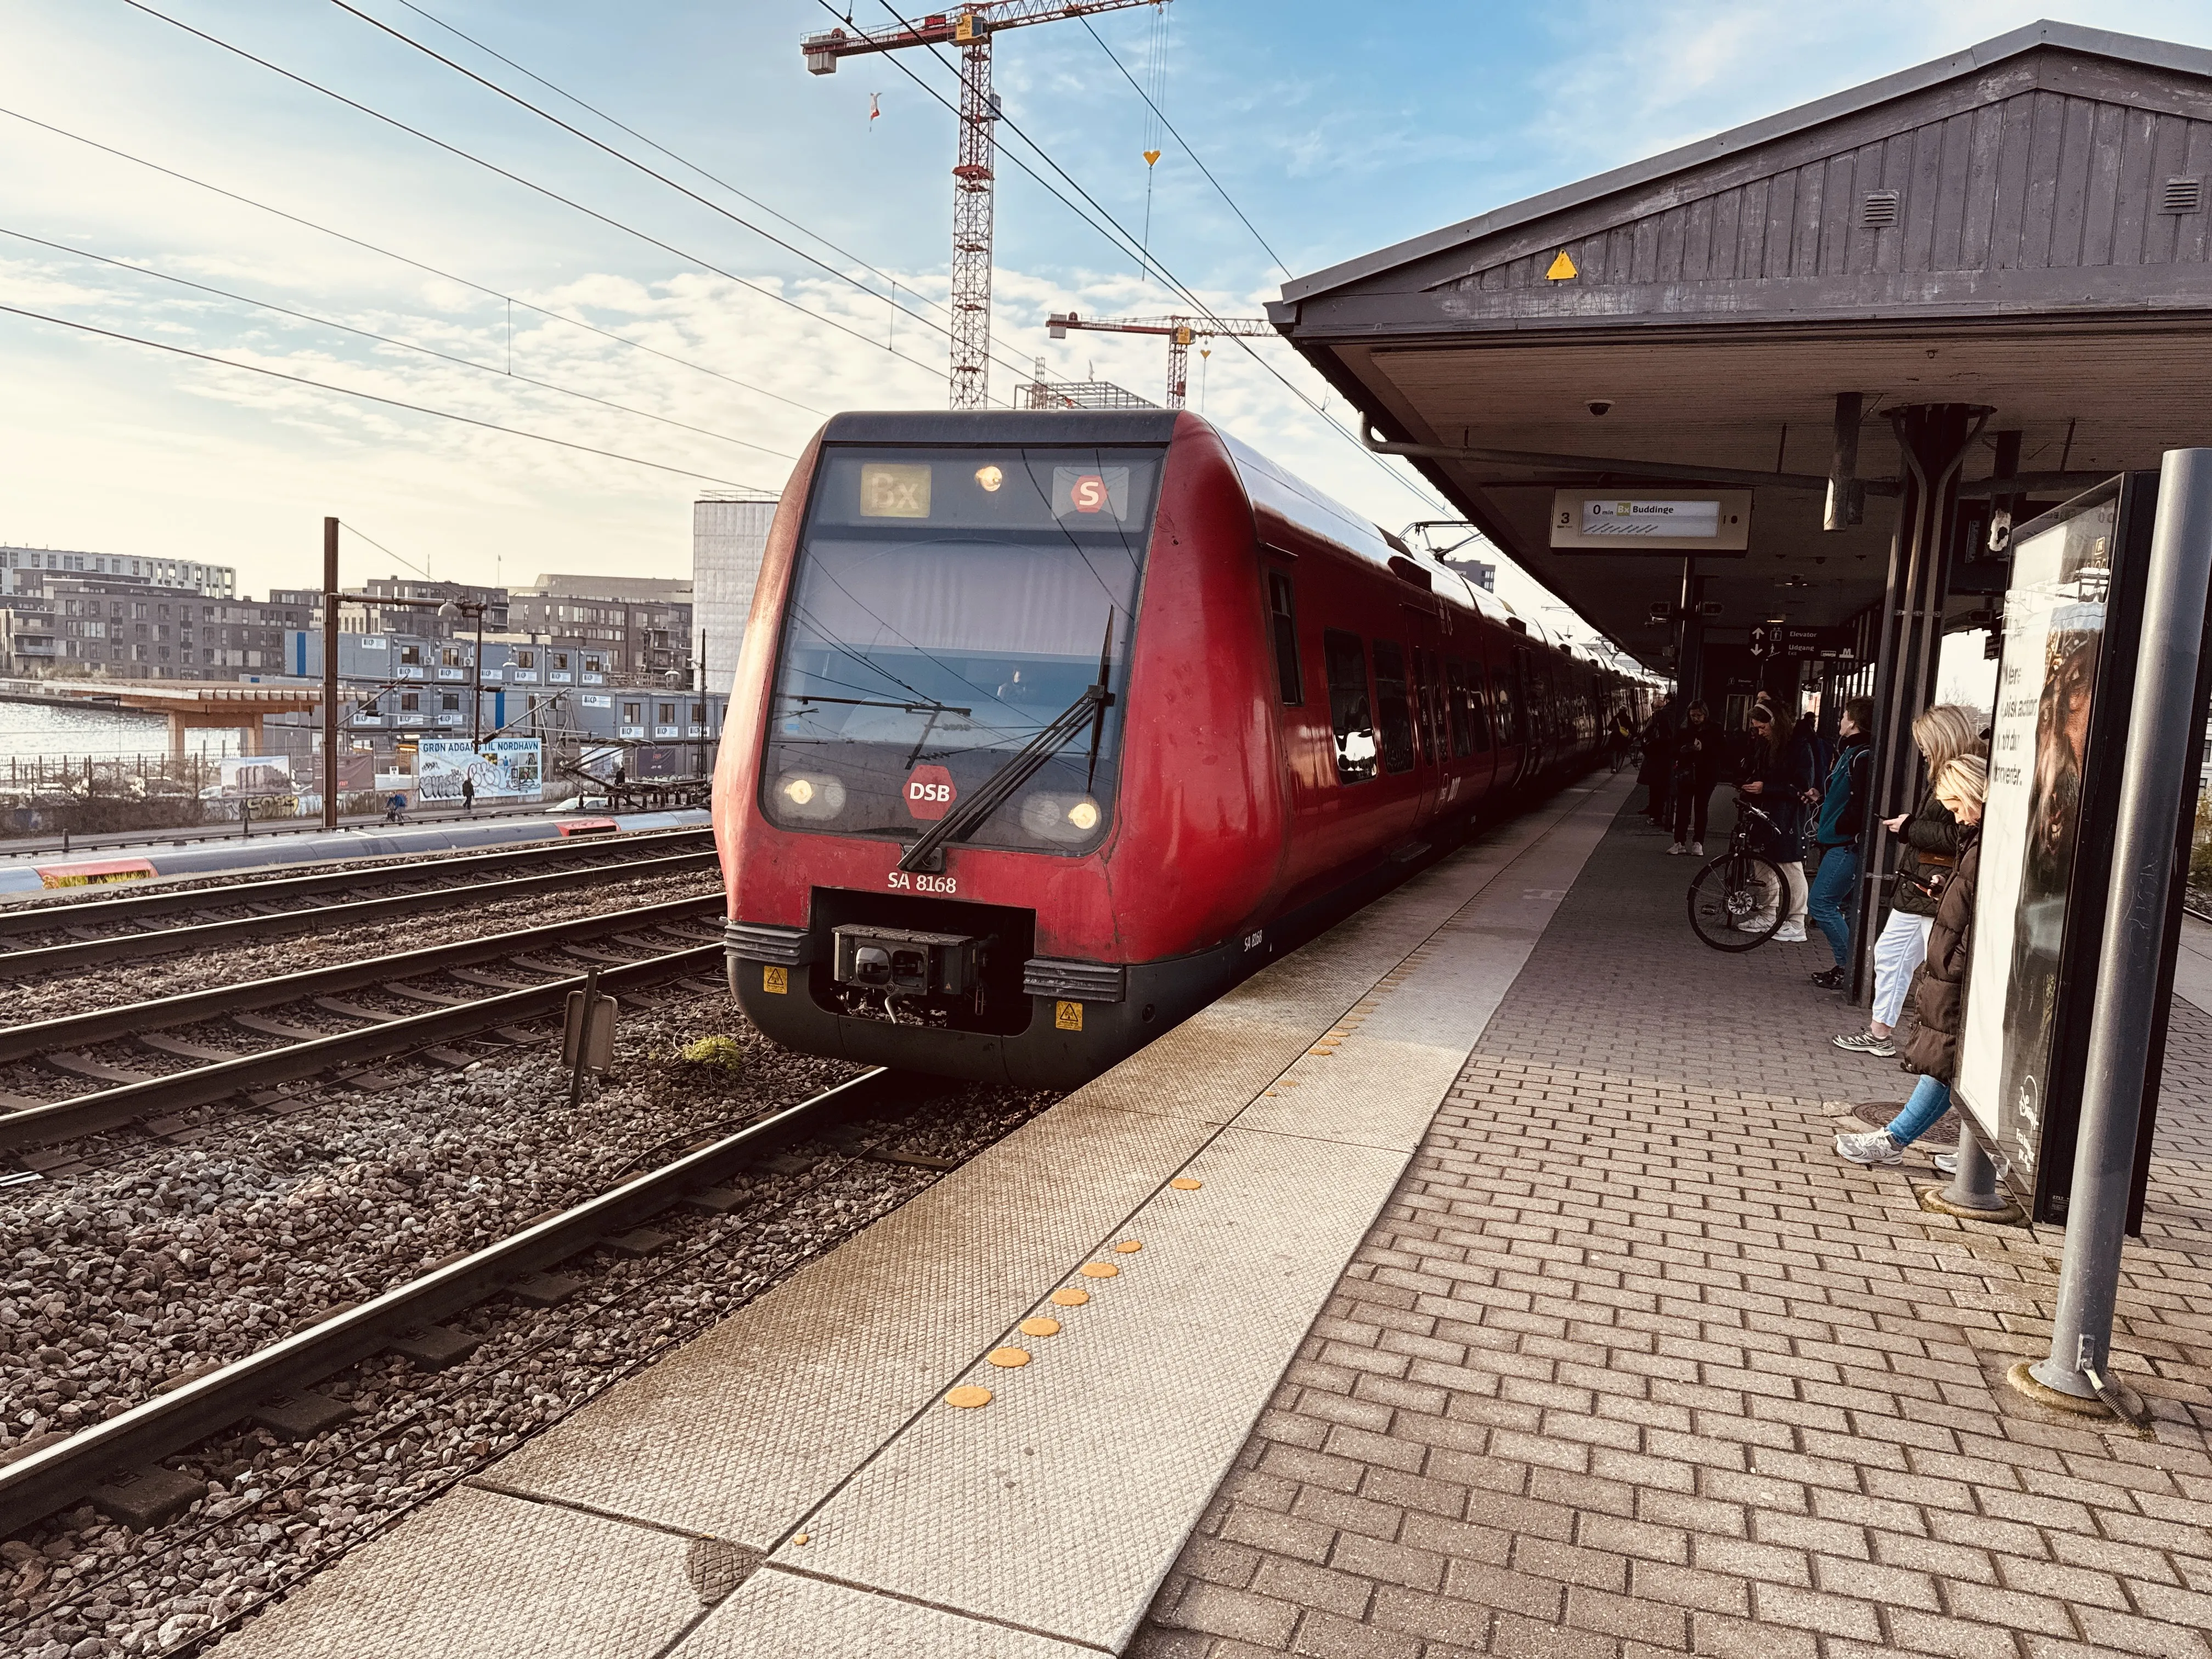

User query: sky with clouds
[4,0,2210,634]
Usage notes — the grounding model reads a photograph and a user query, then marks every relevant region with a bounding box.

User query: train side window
[1494,671,1521,747]
[1445,659,1474,757]
[1266,571,1303,706]
[1370,641,1415,774]
[1322,630,1377,784]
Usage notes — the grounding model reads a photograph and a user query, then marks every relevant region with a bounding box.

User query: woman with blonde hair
[1837,755,1988,1163]
[1832,704,1987,1059]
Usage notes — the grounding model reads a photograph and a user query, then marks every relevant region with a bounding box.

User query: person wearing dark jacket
[1666,702,1725,855]
[1806,697,1875,988]
[1638,701,1677,827]
[1832,704,1984,1058]
[1836,757,1985,1165]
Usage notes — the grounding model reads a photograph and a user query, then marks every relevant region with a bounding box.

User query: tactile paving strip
[488,1100,1212,1545]
[211,1483,706,1659]
[673,1568,1092,1658]
[774,1124,1406,1651]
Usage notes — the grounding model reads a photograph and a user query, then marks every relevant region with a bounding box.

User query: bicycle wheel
[1688,853,1787,952]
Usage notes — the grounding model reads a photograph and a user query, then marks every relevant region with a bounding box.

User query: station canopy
[1267,21,2212,669]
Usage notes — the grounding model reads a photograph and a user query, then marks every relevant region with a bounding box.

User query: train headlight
[1021,792,1104,844]
[775,772,846,821]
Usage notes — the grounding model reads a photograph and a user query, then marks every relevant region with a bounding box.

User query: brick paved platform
[1137,800,2212,1659]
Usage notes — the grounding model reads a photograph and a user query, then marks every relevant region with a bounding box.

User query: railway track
[0,896,724,1153]
[0,1068,905,1541]
[0,827,716,976]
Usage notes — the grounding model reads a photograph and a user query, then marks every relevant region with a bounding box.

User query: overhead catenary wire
[386,0,960,329]
[112,0,967,394]
[827,0,1449,514]
[0,225,799,464]
[1077,13,1291,279]
[0,302,776,491]
[331,0,1056,398]
[0,104,827,420]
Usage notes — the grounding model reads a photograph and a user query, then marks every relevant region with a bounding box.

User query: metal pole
[471,605,484,747]
[321,517,340,831]
[2030,448,2212,1401]
[1944,1120,2008,1213]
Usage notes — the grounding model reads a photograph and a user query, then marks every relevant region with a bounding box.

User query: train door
[1514,652,1543,783]
[1263,563,1334,820]
[1410,645,1443,826]
[1445,653,1492,806]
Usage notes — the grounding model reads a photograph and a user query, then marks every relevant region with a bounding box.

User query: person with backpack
[1835,756,1987,1165]
[1807,697,1875,989]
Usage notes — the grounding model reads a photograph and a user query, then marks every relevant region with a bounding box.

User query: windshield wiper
[775,692,973,716]
[898,614,1116,874]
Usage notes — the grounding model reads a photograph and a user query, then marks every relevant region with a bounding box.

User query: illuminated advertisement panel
[1956,494,2113,1187]
[1954,472,2204,1228]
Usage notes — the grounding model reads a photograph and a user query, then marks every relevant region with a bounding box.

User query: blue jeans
[1808,845,1858,968]
[1887,1074,1951,1146]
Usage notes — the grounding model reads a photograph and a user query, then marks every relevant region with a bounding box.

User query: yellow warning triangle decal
[1545,249,1578,281]
[1143,149,1163,167]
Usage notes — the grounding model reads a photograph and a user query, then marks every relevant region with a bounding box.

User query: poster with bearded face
[1956,497,2113,1181]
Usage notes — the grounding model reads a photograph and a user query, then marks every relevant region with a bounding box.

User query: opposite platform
[210,776,1633,1658]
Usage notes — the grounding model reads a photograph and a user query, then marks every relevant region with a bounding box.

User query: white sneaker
[1690,842,1705,856]
[1933,1148,2013,1180]
[1836,1130,1903,1166]
[1773,923,1809,943]
[1667,842,1686,855]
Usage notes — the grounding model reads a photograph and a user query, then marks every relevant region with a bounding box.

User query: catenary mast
[804,2,1168,410]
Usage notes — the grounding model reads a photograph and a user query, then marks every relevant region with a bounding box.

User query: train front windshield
[763,445,1160,853]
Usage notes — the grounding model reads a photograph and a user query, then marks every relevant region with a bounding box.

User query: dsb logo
[905,764,956,821]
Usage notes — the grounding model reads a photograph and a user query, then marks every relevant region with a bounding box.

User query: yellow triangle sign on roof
[1545,249,1578,281]
[1143,149,1163,167]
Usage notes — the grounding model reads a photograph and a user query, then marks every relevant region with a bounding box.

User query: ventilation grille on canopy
[1860,190,1900,228]
[2162,177,2203,215]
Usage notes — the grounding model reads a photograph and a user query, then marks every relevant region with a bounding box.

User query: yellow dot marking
[1019,1316,1061,1338]
[1114,1239,1143,1254]
[946,1385,993,1409]
[987,1346,1031,1368]
[1049,1287,1090,1307]
[1079,1261,1119,1279]
[1170,1177,1203,1190]
[791,1532,810,1546]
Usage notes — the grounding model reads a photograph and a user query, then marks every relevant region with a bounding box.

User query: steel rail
[0,826,710,939]
[0,895,720,1066]
[0,940,722,1152]
[0,848,718,975]
[0,1066,901,1537]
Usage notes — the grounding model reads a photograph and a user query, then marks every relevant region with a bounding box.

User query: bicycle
[1686,795,1789,952]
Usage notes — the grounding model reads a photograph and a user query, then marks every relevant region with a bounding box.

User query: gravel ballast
[0,985,1053,1657]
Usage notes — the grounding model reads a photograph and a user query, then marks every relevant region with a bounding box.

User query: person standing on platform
[1638,700,1677,829]
[1807,697,1875,989]
[1833,704,1985,1058]
[1835,756,1986,1165]
[1667,702,1724,855]
[1739,704,1818,940]
[461,775,476,815]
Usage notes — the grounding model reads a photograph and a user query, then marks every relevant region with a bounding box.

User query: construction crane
[803,2,1167,411]
[1047,311,1276,407]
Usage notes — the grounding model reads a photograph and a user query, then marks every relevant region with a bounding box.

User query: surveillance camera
[1586,399,1613,417]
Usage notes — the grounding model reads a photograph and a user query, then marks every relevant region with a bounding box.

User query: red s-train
[714,409,1646,1087]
